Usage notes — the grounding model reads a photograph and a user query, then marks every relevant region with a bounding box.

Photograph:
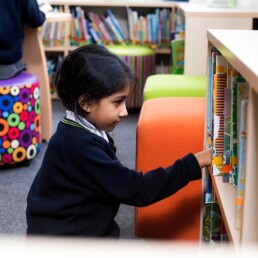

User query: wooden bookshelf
[205,29,258,247]
[46,0,177,58]
[177,2,258,76]
[42,0,178,99]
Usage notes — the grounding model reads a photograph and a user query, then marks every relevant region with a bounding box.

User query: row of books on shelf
[202,175,228,245]
[41,6,172,48]
[47,54,63,98]
[41,6,66,47]
[206,46,249,231]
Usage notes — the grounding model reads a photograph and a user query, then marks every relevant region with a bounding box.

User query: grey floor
[0,100,140,238]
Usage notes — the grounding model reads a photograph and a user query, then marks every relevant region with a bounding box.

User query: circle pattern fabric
[0,80,40,165]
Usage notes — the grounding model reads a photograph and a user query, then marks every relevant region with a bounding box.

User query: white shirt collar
[66,110,109,143]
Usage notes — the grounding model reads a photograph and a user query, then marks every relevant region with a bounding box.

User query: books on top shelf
[41,6,172,49]
[104,7,171,48]
[41,6,67,46]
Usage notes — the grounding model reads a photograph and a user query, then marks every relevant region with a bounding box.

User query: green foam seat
[144,74,206,101]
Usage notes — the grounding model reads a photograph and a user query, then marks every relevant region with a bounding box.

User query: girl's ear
[78,95,91,113]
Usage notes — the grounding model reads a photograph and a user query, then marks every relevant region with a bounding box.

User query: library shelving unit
[205,29,258,248]
[46,0,178,73]
[177,2,258,75]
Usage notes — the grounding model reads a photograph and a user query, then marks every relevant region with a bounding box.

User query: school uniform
[26,114,201,237]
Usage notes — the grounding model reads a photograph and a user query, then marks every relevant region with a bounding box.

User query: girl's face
[85,84,130,132]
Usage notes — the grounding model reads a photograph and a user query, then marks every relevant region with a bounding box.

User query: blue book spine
[106,9,126,40]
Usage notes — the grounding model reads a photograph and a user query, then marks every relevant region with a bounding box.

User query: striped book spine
[212,73,227,175]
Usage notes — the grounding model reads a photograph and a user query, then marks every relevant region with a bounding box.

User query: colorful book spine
[223,64,234,181]
[231,77,249,185]
[126,7,134,42]
[212,73,227,175]
[212,52,228,176]
[107,9,126,40]
[228,69,238,184]
[222,87,231,182]
[235,99,248,230]
[105,16,123,43]
[207,47,218,149]
[88,23,103,45]
[171,37,184,74]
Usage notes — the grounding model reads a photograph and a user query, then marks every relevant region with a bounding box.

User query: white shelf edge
[207,29,258,94]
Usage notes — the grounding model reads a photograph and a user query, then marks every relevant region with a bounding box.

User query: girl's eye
[115,100,122,105]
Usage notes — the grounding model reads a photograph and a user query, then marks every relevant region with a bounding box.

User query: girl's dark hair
[55,44,135,116]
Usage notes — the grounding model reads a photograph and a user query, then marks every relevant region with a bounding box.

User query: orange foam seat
[135,97,206,241]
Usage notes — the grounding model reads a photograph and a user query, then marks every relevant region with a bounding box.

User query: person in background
[26,44,212,238]
[0,0,45,80]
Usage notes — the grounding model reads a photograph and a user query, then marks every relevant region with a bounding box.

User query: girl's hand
[194,148,212,169]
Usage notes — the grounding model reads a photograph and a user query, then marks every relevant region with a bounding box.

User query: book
[106,9,126,41]
[88,23,103,45]
[222,87,231,182]
[235,99,248,230]
[207,47,218,149]
[212,52,227,176]
[171,37,184,74]
[212,73,227,175]
[92,13,112,43]
[126,7,133,43]
[202,203,212,242]
[231,76,249,185]
[228,68,238,184]
[210,202,222,245]
[104,16,123,43]
[76,7,88,45]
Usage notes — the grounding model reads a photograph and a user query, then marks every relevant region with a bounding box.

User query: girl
[26,44,212,237]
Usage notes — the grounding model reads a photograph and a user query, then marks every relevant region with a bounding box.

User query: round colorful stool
[0,72,41,166]
[106,45,155,108]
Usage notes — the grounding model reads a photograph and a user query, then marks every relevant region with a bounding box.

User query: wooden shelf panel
[49,0,176,8]
[45,11,71,22]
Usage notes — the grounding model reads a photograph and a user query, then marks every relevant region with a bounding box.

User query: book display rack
[204,29,258,248]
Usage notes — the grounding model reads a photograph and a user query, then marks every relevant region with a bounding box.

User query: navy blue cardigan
[26,118,201,237]
[0,0,45,64]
